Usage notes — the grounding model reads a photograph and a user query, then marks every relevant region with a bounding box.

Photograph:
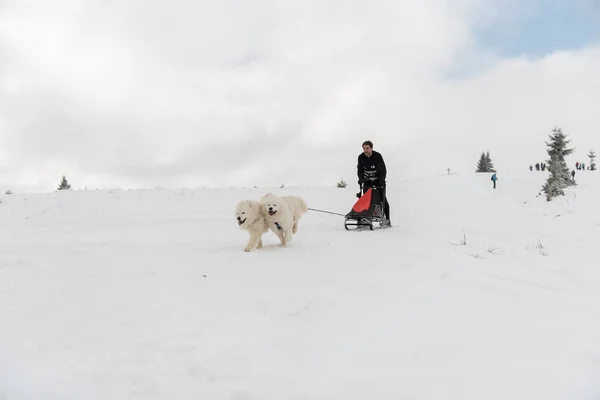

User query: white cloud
[1,0,599,192]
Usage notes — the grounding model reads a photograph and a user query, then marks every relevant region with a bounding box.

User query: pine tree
[476,151,496,172]
[476,152,486,172]
[58,175,71,191]
[541,127,574,201]
[589,149,597,171]
[486,151,496,173]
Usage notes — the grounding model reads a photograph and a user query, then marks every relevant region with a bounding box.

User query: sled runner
[344,185,391,230]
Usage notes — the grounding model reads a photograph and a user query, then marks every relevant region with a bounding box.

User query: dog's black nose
[269,207,273,211]
[237,216,241,220]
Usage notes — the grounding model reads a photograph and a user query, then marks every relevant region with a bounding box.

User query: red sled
[344,186,390,230]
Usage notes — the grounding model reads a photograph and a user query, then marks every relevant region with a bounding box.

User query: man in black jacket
[357,140,391,226]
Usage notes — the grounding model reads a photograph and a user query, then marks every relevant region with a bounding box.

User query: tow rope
[307,208,346,217]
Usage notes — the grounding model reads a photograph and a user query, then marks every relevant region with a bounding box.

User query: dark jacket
[357,150,387,186]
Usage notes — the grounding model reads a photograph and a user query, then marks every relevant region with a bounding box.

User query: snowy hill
[1,171,600,399]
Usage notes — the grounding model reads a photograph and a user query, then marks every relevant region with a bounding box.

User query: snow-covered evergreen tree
[476,152,487,172]
[589,149,597,171]
[541,127,574,201]
[486,151,496,173]
[476,151,496,172]
[58,175,71,191]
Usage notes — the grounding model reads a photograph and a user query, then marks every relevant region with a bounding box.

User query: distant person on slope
[357,140,391,226]
[491,172,497,189]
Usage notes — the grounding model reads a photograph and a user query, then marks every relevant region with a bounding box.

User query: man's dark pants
[362,183,390,221]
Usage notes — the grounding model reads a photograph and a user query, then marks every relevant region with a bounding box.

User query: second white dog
[260,193,307,247]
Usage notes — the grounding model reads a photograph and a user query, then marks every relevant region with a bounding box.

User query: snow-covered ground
[1,171,600,399]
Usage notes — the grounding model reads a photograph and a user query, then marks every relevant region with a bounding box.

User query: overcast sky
[1,0,599,192]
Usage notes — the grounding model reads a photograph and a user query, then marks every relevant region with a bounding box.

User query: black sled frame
[344,185,390,231]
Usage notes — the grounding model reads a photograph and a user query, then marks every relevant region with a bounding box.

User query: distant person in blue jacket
[491,173,497,189]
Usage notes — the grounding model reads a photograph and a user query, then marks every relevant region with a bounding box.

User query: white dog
[234,200,269,252]
[260,193,308,247]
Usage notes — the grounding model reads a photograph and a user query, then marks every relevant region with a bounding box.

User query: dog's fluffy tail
[299,197,308,213]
